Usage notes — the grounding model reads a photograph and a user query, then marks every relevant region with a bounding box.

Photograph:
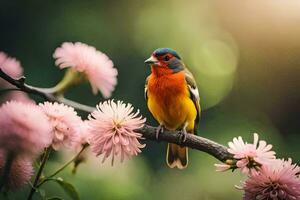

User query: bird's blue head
[145,48,184,73]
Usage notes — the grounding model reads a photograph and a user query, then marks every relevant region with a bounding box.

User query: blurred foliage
[0,0,299,199]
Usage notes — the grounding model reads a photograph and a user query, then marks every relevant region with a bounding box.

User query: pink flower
[243,159,300,200]
[88,100,146,165]
[53,42,118,98]
[39,102,82,150]
[0,150,33,191]
[0,101,52,157]
[72,120,90,152]
[0,52,31,103]
[0,52,23,87]
[71,120,90,173]
[228,133,276,174]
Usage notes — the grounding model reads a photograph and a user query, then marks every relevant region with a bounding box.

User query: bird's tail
[166,143,188,169]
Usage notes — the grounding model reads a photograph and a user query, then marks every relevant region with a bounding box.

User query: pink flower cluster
[0,47,147,191]
[0,101,51,191]
[215,133,300,199]
[0,100,87,157]
[0,44,149,197]
[0,99,146,190]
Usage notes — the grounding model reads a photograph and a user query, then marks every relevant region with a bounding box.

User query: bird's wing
[144,75,150,102]
[184,68,201,134]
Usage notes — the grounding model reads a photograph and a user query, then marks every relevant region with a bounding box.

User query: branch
[57,96,94,113]
[0,68,94,113]
[0,68,232,162]
[136,125,232,162]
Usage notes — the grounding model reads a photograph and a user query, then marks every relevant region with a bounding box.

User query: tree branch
[136,125,232,162]
[0,68,94,112]
[0,67,233,162]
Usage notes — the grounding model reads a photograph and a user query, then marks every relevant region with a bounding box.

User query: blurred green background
[0,0,299,199]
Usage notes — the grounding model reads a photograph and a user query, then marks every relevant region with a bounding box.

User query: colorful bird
[144,48,201,169]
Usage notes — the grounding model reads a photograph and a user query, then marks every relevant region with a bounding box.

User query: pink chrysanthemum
[39,102,82,150]
[0,52,23,87]
[70,120,90,173]
[0,52,32,103]
[243,159,300,200]
[0,101,52,157]
[88,100,146,165]
[0,52,22,78]
[228,133,276,174]
[72,120,90,152]
[0,150,33,191]
[53,42,118,98]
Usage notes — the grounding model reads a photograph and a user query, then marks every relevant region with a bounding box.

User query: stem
[27,147,51,200]
[51,69,85,95]
[49,145,87,178]
[57,96,95,113]
[0,152,15,191]
[37,145,88,188]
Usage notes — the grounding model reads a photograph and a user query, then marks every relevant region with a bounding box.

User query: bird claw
[179,128,187,144]
[156,124,164,140]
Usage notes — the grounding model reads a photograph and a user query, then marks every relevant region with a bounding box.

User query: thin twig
[57,96,95,113]
[27,147,51,200]
[36,145,88,188]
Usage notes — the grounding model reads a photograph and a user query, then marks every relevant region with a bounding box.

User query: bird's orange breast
[147,71,197,131]
[148,71,187,106]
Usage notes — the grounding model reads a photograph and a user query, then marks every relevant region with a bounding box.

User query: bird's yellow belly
[148,94,196,131]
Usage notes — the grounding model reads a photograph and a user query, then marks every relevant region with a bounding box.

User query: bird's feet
[156,124,165,140]
[179,128,188,144]
[179,123,188,144]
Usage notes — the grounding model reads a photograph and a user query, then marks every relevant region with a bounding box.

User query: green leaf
[38,188,47,200]
[54,178,80,200]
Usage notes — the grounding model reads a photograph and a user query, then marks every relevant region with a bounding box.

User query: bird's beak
[144,56,158,65]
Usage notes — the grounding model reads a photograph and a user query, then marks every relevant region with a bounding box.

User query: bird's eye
[164,55,170,61]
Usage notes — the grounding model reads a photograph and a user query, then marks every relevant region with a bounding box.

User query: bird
[144,48,201,169]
